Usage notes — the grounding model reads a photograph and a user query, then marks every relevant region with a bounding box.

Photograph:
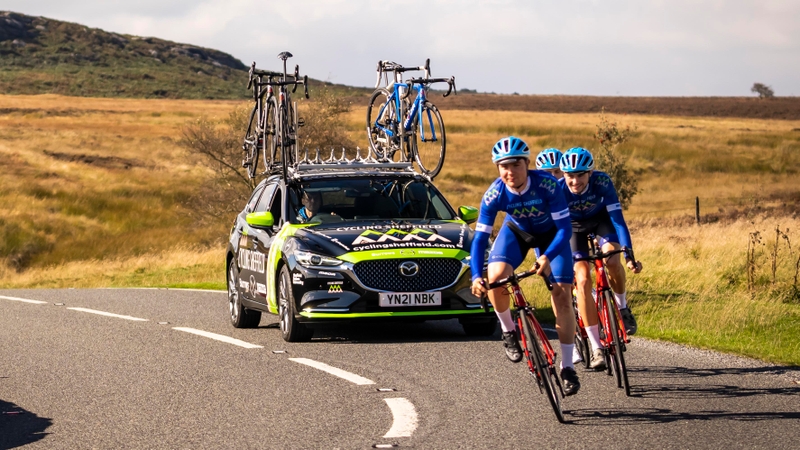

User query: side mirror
[458,206,478,224]
[246,211,275,228]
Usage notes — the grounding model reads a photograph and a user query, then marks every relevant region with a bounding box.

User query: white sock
[572,346,583,364]
[560,343,575,370]
[496,308,516,333]
[614,291,627,309]
[586,325,603,351]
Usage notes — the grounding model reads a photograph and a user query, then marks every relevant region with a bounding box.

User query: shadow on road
[294,319,501,344]
[567,407,800,425]
[626,365,800,399]
[0,399,52,449]
[567,364,800,425]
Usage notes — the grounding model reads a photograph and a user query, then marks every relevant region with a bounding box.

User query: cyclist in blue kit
[470,136,581,396]
[535,147,564,179]
[558,147,642,370]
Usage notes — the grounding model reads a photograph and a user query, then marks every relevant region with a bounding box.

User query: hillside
[0,11,252,99]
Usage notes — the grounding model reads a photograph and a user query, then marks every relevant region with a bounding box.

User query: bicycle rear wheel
[262,98,277,174]
[413,102,446,178]
[366,88,399,161]
[604,290,631,396]
[521,312,565,423]
[243,106,261,179]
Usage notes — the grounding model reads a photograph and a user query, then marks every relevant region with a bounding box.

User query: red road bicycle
[485,267,566,422]
[573,235,636,396]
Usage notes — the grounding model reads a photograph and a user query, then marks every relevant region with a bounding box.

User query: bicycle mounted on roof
[366,59,456,178]
[242,51,309,179]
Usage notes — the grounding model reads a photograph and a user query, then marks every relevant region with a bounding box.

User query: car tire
[460,317,497,337]
[228,259,261,328]
[278,265,314,342]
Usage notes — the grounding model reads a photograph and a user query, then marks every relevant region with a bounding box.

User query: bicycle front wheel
[605,291,631,396]
[366,88,399,161]
[413,102,446,177]
[521,312,565,423]
[243,106,260,179]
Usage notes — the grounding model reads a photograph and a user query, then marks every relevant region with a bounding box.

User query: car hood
[294,220,473,257]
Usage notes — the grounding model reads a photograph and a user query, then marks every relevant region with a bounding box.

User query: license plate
[379,292,442,307]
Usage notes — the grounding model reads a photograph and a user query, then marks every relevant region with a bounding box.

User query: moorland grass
[2,94,799,364]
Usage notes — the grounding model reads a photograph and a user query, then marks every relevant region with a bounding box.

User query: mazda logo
[399,261,420,277]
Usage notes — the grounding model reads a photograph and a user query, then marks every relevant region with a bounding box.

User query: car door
[240,180,283,304]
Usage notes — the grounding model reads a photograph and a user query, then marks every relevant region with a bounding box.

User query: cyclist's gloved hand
[471,278,487,297]
[627,259,642,274]
[534,255,551,277]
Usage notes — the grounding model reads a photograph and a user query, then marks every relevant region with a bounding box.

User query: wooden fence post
[695,197,700,225]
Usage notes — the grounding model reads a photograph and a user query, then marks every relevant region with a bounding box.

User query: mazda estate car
[226,162,495,341]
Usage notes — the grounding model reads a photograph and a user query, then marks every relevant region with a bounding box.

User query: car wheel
[229,259,261,328]
[278,265,313,342]
[460,317,497,336]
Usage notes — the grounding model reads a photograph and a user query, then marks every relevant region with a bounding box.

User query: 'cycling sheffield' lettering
[238,249,265,273]
[352,228,451,246]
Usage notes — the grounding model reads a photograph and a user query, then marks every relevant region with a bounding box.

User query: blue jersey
[470,170,572,280]
[558,171,632,249]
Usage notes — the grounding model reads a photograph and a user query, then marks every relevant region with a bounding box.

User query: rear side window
[245,185,265,213]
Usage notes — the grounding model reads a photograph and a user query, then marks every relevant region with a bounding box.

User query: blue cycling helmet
[560,147,595,172]
[491,136,530,164]
[535,148,563,170]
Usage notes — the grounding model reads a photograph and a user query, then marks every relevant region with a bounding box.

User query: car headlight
[295,250,343,267]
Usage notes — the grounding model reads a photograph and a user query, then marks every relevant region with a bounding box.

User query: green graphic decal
[265,223,312,313]
[338,248,469,264]
[300,309,492,319]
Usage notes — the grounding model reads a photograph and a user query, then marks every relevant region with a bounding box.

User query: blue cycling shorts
[488,224,574,284]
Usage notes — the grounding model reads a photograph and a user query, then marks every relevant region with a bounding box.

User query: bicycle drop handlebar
[247,61,310,99]
[573,247,637,265]
[478,264,554,312]
[404,76,457,97]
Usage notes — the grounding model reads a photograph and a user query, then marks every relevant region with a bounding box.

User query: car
[226,157,496,341]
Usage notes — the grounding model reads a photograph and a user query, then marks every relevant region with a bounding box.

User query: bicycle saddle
[278,51,293,61]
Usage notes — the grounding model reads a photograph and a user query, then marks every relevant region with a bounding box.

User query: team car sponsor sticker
[238,249,265,274]
[379,292,442,307]
[292,273,304,285]
[327,283,344,293]
[352,228,452,246]
[239,279,249,291]
[256,283,267,295]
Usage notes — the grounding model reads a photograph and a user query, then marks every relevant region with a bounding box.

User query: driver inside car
[296,190,337,223]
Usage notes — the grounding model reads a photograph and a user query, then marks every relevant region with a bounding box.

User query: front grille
[353,258,463,292]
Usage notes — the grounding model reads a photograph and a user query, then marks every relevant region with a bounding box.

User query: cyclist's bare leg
[550,282,575,344]
[602,241,627,301]
[487,262,514,329]
[574,261,598,327]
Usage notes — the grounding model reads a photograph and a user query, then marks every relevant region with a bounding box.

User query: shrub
[751,83,775,99]
[593,111,639,209]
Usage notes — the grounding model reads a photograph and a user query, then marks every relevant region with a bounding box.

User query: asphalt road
[1,289,798,449]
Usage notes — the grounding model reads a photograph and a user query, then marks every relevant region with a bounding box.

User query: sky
[4,0,799,96]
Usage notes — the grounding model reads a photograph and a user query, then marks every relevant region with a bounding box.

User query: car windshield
[289,177,455,224]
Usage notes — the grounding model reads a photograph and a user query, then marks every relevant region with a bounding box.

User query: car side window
[245,185,266,213]
[255,183,278,213]
[269,186,283,224]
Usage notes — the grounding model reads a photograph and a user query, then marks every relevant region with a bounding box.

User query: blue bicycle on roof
[366,59,456,178]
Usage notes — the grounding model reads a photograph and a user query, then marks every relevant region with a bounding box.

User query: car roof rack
[286,147,421,179]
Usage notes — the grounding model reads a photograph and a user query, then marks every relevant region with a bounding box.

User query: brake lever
[443,76,456,97]
[303,75,309,99]
[247,62,256,89]
[532,262,553,291]
[479,280,490,313]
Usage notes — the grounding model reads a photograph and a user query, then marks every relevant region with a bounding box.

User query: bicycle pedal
[297,118,306,127]
[242,160,251,168]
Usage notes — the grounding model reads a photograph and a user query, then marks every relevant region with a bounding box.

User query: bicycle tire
[521,312,565,423]
[574,328,591,370]
[262,97,277,174]
[605,290,631,396]
[278,103,293,170]
[366,88,399,161]
[412,102,446,178]
[243,105,260,179]
[285,99,298,166]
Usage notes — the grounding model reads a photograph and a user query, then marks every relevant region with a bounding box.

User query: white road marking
[0,295,48,305]
[67,307,149,322]
[289,358,376,385]
[172,327,263,349]
[383,398,418,438]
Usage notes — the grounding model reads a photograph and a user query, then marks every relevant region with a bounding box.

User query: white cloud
[2,0,798,95]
